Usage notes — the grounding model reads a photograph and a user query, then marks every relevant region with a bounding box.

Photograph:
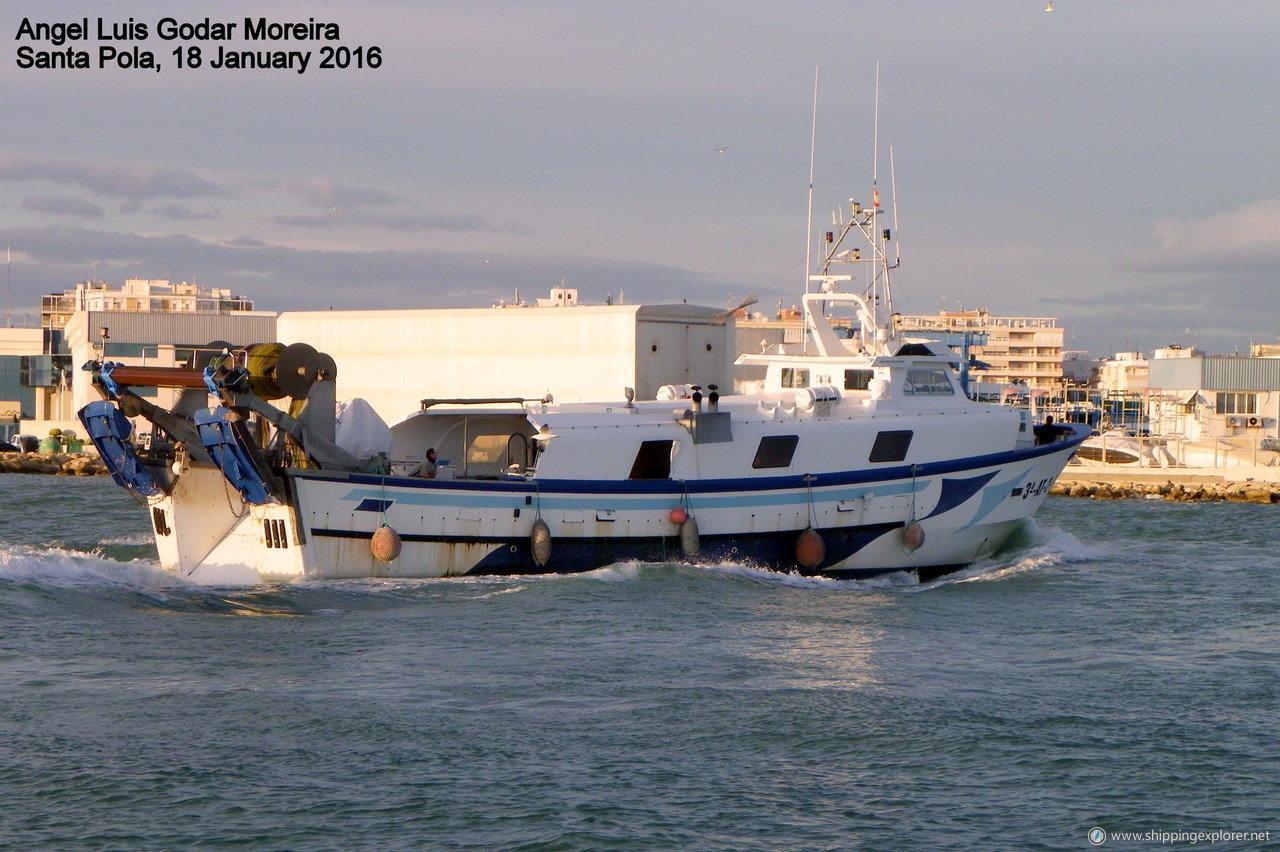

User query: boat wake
[572,519,1106,592]
[688,560,920,591]
[919,519,1110,589]
[0,517,1106,610]
[0,542,174,589]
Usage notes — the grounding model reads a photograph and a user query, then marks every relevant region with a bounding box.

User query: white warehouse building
[277,296,732,425]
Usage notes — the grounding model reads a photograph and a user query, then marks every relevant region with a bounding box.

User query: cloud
[285,178,403,209]
[0,153,222,199]
[0,224,730,314]
[275,209,501,233]
[150,203,220,221]
[21,194,103,219]
[1114,200,1280,273]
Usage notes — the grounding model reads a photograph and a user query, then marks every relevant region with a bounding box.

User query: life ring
[370,524,402,562]
[531,518,552,566]
[795,526,825,569]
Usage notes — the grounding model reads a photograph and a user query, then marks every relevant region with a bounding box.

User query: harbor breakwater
[0,452,108,476]
[1052,473,1280,503]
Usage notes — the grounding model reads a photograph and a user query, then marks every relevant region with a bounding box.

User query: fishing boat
[78,194,1085,585]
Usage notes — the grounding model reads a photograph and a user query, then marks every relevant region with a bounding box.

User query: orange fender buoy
[902,520,925,552]
[370,524,402,562]
[795,526,825,570]
[679,515,700,557]
[531,518,552,566]
[669,505,688,525]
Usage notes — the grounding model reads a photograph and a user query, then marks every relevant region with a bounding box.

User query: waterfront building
[1097,351,1152,394]
[18,278,273,437]
[1147,352,1280,444]
[892,309,1065,393]
[277,289,731,425]
[1061,350,1098,385]
[0,326,43,441]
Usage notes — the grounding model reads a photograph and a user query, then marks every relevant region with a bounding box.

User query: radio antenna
[803,65,819,295]
[890,145,901,267]
[872,60,881,193]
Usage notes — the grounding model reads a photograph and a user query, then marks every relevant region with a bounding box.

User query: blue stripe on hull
[310,520,910,578]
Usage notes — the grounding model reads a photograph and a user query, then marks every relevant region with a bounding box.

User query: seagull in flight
[715,146,730,154]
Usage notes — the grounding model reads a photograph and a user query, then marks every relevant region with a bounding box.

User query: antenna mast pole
[871,61,889,319]
[801,66,820,355]
[872,60,880,193]
[890,145,901,268]
[804,65,819,294]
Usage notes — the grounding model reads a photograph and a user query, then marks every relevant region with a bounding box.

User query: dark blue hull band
[310,520,912,578]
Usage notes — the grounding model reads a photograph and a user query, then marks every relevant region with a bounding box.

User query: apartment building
[894,309,1065,392]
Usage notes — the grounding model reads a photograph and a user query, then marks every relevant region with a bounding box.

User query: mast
[800,63,901,356]
[802,66,820,354]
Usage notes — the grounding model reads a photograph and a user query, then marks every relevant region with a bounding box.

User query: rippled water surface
[2,474,1278,850]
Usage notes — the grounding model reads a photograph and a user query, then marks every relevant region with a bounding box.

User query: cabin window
[781,368,810,389]
[903,367,954,396]
[468,434,509,465]
[1216,392,1256,415]
[869,430,913,463]
[629,439,674,479]
[844,369,873,391]
[752,435,799,469]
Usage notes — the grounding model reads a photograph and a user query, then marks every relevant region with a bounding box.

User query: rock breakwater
[1051,479,1280,503]
[0,452,108,477]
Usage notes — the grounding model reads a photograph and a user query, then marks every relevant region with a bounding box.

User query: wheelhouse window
[629,439,674,479]
[1216,392,1256,415]
[752,435,799,469]
[844,369,873,391]
[903,367,954,396]
[869,430,912,463]
[780,368,810,389]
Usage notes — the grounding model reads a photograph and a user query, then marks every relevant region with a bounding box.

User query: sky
[3,0,1280,358]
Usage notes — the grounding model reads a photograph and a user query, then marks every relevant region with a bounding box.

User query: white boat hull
[148,434,1081,584]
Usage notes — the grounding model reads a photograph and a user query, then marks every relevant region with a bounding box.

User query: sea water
[1,474,1278,851]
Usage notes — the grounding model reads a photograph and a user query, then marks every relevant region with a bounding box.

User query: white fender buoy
[679,515,700,557]
[795,526,825,570]
[669,505,688,525]
[902,520,925,552]
[370,524,402,562]
[531,518,552,566]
